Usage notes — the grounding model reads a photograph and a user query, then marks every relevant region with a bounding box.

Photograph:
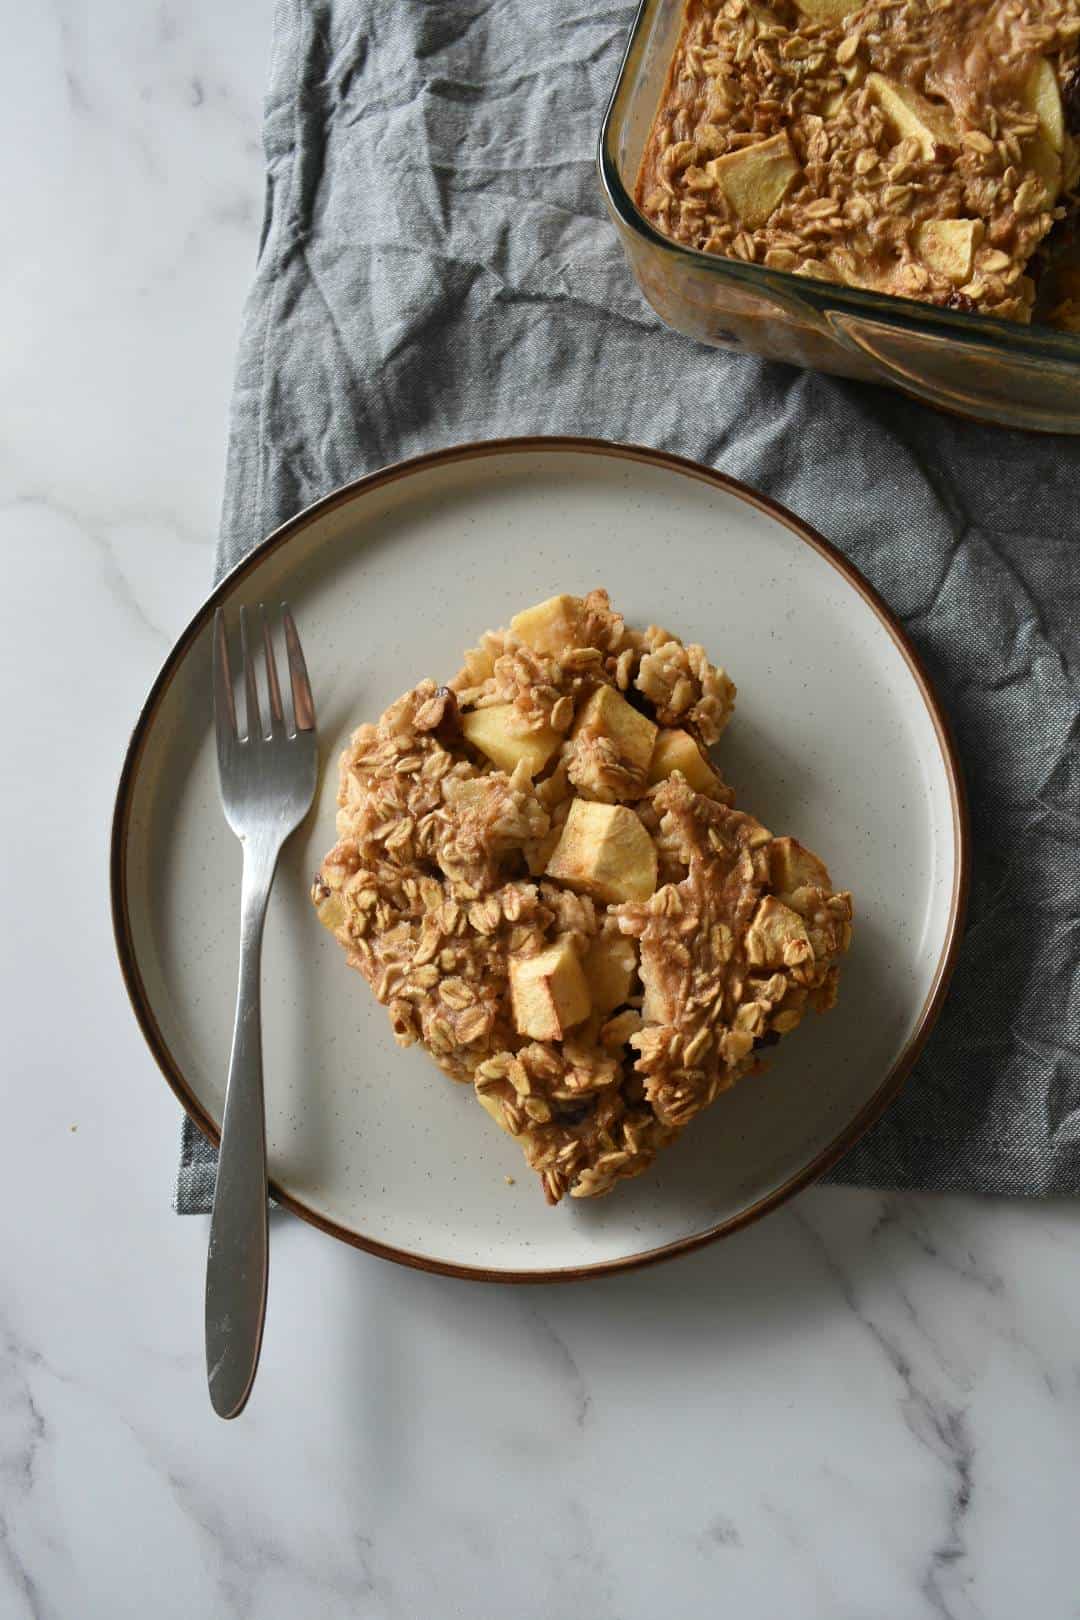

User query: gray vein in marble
[1,1380,44,1500]
[5,491,185,648]
[873,1199,1005,1298]
[0,1322,53,1620]
[353,1533,403,1620]
[0,1526,43,1620]
[792,1208,982,1620]
[521,1303,591,1429]
[138,192,262,294]
[697,1514,742,1551]
[0,446,213,559]
[206,192,261,231]
[874,1198,1065,1404]
[157,5,180,47]
[919,1408,976,1620]
[0,1304,398,1620]
[164,1465,392,1620]
[553,1498,618,1620]
[63,67,89,114]
[53,5,90,115]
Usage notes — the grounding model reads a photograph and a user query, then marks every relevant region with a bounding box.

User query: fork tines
[213,603,315,745]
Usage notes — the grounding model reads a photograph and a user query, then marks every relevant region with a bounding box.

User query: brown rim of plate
[110,436,971,1285]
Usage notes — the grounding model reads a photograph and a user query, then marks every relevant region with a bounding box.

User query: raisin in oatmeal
[312,592,853,1205]
[636,0,1080,323]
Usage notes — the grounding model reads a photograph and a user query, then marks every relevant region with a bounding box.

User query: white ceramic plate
[112,440,968,1280]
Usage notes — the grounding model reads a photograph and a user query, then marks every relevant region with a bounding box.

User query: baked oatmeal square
[313,592,852,1204]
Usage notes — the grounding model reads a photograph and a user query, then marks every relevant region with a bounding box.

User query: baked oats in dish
[636,0,1080,324]
[312,592,853,1204]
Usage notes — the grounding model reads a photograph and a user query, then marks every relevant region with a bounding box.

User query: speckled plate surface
[112,439,968,1281]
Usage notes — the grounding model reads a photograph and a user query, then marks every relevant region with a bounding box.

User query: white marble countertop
[4,5,1078,1617]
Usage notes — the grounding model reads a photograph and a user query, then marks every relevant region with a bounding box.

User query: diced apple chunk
[545,799,658,905]
[745,896,814,970]
[477,1090,512,1133]
[793,0,862,20]
[584,933,638,1015]
[914,217,984,284]
[1024,57,1064,152]
[509,936,591,1041]
[510,595,584,657]
[647,728,722,796]
[1025,130,1062,206]
[867,74,957,159]
[768,836,831,898]
[573,685,657,773]
[706,133,800,228]
[313,890,348,933]
[461,704,561,777]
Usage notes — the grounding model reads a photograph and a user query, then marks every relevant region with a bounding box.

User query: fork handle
[205,846,277,1419]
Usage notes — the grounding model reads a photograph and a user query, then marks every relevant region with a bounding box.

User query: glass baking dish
[599,0,1080,433]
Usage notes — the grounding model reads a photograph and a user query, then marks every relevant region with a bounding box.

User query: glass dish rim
[598,0,1080,371]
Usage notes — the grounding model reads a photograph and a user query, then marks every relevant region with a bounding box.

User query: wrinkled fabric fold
[175,0,1080,1213]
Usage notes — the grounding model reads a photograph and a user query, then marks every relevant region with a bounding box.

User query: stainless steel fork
[207,603,317,1418]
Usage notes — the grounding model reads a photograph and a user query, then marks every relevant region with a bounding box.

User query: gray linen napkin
[176,0,1080,1213]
